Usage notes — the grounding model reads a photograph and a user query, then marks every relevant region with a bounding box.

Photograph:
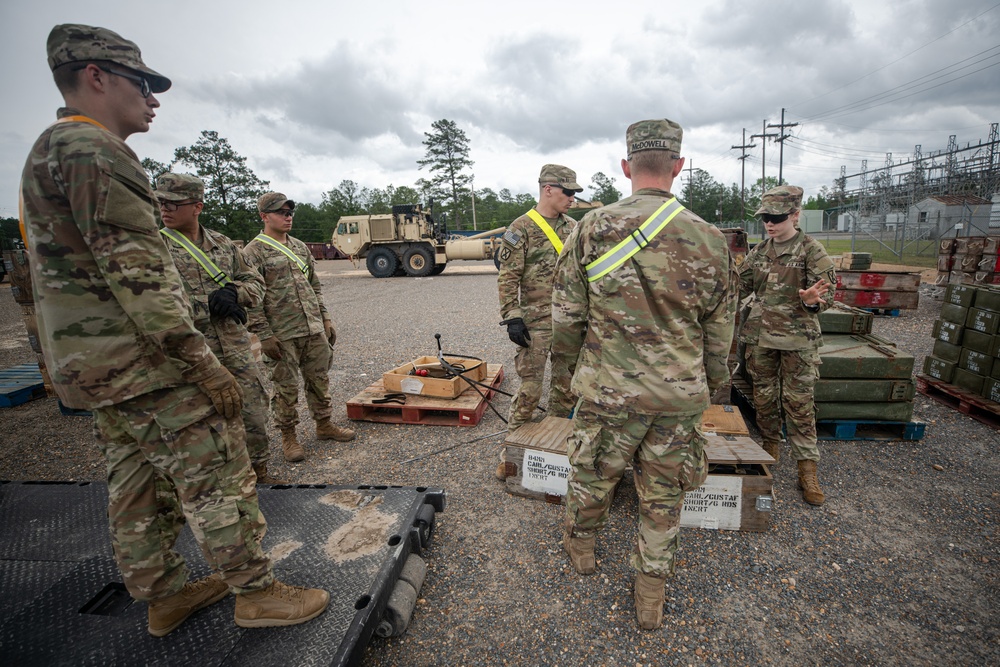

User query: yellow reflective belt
[252,233,309,274]
[585,197,686,282]
[525,209,564,254]
[159,228,231,286]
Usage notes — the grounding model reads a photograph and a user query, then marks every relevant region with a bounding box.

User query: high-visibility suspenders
[251,233,309,275]
[159,228,231,286]
[525,209,564,254]
[585,197,686,282]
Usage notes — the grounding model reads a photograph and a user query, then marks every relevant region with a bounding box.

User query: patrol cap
[47,24,171,94]
[538,164,583,192]
[155,173,204,202]
[755,185,804,216]
[626,119,683,158]
[258,192,296,213]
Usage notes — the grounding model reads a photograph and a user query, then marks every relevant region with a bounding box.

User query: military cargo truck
[332,204,505,278]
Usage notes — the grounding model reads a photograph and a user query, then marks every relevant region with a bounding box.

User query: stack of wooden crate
[833,269,921,312]
[922,284,1000,412]
[835,252,872,271]
[936,236,1000,286]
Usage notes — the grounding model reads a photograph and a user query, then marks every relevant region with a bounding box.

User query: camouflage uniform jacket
[738,229,836,350]
[245,234,329,342]
[551,187,737,416]
[497,211,576,327]
[19,108,224,409]
[162,225,265,360]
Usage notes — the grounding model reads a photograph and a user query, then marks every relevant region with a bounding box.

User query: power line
[789,2,1000,111]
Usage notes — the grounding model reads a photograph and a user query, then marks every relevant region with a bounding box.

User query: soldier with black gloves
[156,172,276,481]
[495,164,581,480]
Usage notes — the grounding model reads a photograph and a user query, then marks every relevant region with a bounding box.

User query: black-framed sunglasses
[74,64,151,98]
[158,199,199,212]
[548,185,577,198]
[271,209,295,218]
[761,213,790,224]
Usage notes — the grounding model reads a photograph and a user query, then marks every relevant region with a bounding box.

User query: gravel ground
[0,260,997,666]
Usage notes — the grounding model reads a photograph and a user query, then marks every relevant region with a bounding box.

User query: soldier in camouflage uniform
[552,119,736,630]
[245,193,355,463]
[20,23,328,637]
[155,173,276,483]
[495,164,580,479]
[738,185,836,506]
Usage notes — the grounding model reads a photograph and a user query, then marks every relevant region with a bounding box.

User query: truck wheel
[403,246,434,277]
[366,247,398,278]
[493,247,501,271]
[429,263,445,276]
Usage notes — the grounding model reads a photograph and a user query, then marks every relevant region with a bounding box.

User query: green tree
[141,158,169,183]
[417,119,474,229]
[803,186,832,210]
[321,180,365,221]
[588,172,621,206]
[173,131,270,242]
[288,202,335,243]
[0,216,21,250]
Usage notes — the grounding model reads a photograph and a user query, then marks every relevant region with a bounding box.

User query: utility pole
[470,177,477,231]
[751,120,779,193]
[767,108,799,185]
[731,128,757,223]
[684,160,695,210]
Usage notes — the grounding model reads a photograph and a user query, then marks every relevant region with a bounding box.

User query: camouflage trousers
[224,351,271,464]
[508,325,575,431]
[745,345,821,462]
[268,332,333,430]
[92,384,273,602]
[564,400,708,578]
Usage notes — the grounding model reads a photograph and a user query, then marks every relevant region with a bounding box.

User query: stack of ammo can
[935,236,1000,287]
[734,301,917,431]
[835,252,872,271]
[923,284,1000,407]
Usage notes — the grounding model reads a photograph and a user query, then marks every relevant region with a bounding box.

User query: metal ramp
[0,481,444,666]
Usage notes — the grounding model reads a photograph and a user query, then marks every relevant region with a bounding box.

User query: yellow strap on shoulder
[159,228,231,286]
[251,233,309,275]
[55,115,110,131]
[525,209,564,254]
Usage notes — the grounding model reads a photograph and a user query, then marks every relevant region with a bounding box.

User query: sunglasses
[271,209,295,218]
[761,213,790,224]
[158,200,199,212]
[548,185,577,197]
[74,64,151,98]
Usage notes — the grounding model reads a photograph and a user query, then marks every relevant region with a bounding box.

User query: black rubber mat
[0,481,445,666]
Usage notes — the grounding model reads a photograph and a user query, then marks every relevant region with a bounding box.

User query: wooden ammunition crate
[383,355,487,399]
[502,415,774,532]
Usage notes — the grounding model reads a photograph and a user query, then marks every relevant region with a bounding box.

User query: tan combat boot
[252,461,283,484]
[234,580,330,628]
[563,530,596,575]
[634,572,667,630]
[281,428,306,462]
[797,459,826,506]
[762,440,781,463]
[315,418,356,442]
[148,574,229,637]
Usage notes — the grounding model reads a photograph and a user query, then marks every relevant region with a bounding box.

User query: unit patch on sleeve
[500,246,512,262]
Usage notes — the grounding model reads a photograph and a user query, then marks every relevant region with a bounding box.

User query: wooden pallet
[347,364,504,426]
[916,373,1000,430]
[0,364,46,408]
[816,419,926,441]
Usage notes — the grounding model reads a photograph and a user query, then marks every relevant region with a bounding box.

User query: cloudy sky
[2,0,998,218]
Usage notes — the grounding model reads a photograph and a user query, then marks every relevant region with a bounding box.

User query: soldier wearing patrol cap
[21,23,328,637]
[551,119,737,630]
[495,164,581,479]
[738,184,836,506]
[245,192,355,464]
[155,173,276,483]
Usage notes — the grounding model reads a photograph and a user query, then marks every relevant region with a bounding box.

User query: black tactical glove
[208,283,247,325]
[500,317,531,348]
